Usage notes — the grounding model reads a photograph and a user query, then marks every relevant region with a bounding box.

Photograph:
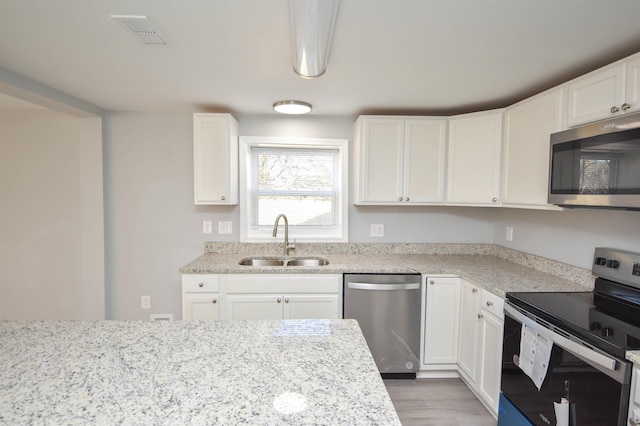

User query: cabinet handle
[198,282,204,288]
[491,197,498,203]
[398,196,403,202]
[405,197,410,202]
[430,280,435,285]
[478,313,484,319]
[629,417,640,426]
[611,106,620,113]
[212,298,217,304]
[277,298,282,303]
[622,103,632,111]
[285,298,289,303]
[486,301,493,307]
[472,288,478,293]
[221,195,226,201]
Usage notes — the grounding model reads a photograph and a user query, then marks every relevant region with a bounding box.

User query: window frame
[239,136,349,243]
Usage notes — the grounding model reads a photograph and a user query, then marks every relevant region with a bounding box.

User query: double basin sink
[238,257,329,267]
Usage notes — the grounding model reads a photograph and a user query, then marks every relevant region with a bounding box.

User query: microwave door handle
[347,282,420,291]
[504,304,620,375]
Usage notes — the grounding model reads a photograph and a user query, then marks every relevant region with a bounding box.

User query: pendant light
[289,0,340,78]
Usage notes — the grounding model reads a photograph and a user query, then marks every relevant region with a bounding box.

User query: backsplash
[203,242,594,287]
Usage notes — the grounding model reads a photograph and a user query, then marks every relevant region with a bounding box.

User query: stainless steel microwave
[549,112,640,210]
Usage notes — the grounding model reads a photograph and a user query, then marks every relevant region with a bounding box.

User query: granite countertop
[180,243,594,297]
[0,319,400,425]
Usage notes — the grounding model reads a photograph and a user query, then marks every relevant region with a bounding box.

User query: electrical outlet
[218,221,232,235]
[141,295,151,310]
[370,224,384,237]
[506,227,514,242]
[203,220,213,234]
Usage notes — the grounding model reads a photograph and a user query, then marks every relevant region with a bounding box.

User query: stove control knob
[595,257,607,266]
[607,259,620,269]
[590,322,602,331]
[602,327,614,337]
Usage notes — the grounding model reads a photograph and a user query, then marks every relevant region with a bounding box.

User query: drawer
[182,274,220,293]
[481,289,504,319]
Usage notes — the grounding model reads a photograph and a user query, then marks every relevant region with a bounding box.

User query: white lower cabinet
[628,365,640,425]
[422,276,461,373]
[181,274,342,321]
[456,280,504,418]
[458,280,481,381]
[182,274,221,320]
[226,293,341,321]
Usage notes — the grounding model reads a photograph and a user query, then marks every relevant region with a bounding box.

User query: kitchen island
[0,319,400,425]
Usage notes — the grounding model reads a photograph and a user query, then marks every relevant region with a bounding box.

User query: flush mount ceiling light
[273,100,312,114]
[289,0,340,78]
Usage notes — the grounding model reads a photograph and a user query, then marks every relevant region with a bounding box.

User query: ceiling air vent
[111,15,167,46]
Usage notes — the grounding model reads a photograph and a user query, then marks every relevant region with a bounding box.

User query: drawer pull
[478,313,484,319]
[486,301,493,307]
[472,288,478,293]
[198,282,204,288]
[212,299,217,304]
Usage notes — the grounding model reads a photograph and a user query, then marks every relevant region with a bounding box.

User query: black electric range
[501,247,640,426]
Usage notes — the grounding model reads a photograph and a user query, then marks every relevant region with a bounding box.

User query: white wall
[491,208,640,269]
[0,108,104,319]
[104,113,494,319]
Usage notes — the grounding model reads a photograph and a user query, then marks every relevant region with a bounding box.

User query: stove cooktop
[507,282,640,359]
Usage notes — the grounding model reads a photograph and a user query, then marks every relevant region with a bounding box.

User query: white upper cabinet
[566,52,640,127]
[446,110,503,206]
[501,87,564,209]
[353,116,446,205]
[193,113,238,205]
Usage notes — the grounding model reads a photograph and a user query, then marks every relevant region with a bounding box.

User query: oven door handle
[504,303,618,373]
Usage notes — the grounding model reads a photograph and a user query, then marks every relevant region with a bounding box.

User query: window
[240,137,348,242]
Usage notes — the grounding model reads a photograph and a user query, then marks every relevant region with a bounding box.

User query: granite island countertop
[0,319,400,426]
[180,243,594,297]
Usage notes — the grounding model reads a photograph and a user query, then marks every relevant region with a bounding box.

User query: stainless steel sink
[238,258,285,266]
[237,257,329,267]
[286,257,329,267]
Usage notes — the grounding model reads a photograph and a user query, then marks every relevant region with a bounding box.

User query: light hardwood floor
[384,378,497,426]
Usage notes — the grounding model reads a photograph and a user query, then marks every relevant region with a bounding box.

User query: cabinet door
[478,312,504,417]
[404,119,446,203]
[501,88,564,209]
[183,295,220,321]
[357,117,405,203]
[423,277,460,364]
[626,56,640,115]
[284,294,341,319]
[225,294,283,320]
[458,281,481,382]
[193,113,238,205]
[628,366,640,424]
[566,63,626,127]
[447,111,502,205]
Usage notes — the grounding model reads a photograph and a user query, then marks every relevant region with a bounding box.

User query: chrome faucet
[273,214,295,256]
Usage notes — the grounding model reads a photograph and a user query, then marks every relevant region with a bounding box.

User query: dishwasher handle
[347,282,420,291]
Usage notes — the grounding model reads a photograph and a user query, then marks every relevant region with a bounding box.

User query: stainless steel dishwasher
[343,273,422,378]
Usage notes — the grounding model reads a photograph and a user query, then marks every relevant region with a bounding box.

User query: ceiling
[2,0,640,117]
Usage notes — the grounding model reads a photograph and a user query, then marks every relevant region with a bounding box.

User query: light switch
[203,220,213,234]
[219,221,232,235]
[506,227,513,242]
[370,224,384,237]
